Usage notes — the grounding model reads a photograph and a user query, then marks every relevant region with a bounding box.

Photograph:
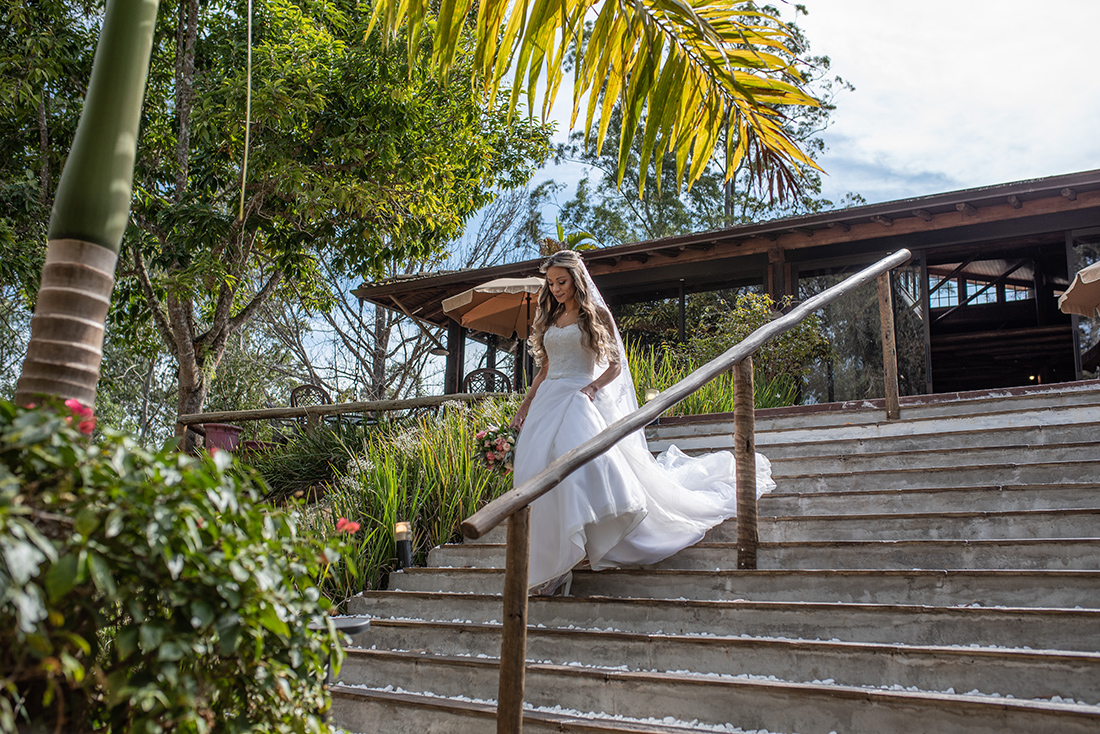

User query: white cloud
[794,0,1100,203]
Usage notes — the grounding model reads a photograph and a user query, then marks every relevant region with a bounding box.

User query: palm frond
[369,0,821,198]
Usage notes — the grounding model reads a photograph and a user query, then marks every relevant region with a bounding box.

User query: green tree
[11,0,820,417]
[127,2,551,447]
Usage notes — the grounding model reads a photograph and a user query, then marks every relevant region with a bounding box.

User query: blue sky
[790,0,1100,204]
[535,0,1100,213]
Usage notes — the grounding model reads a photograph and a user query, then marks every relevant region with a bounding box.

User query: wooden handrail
[462,248,913,540]
[175,391,506,426]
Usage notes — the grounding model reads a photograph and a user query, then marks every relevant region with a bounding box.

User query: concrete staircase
[332,380,1100,733]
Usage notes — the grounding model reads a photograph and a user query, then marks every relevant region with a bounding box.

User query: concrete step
[767,443,1100,477]
[390,567,1100,608]
[654,414,1100,459]
[355,618,1100,705]
[348,591,1100,651]
[458,505,1100,550]
[761,484,1100,516]
[760,421,1100,460]
[336,648,1100,734]
[680,539,1100,571]
[746,508,1100,542]
[774,459,1099,493]
[331,686,724,734]
[427,537,1100,574]
[650,402,1100,457]
[748,380,1100,433]
[646,381,1100,442]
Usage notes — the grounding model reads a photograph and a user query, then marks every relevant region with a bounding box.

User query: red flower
[64,398,93,419]
[77,417,96,435]
[336,517,361,533]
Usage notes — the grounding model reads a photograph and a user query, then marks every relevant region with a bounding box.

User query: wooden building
[353,169,1100,397]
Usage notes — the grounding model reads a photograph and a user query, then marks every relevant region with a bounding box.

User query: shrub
[246,420,371,504]
[306,398,517,599]
[629,293,830,415]
[0,399,351,733]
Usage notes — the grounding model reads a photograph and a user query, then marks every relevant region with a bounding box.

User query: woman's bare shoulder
[594,305,615,327]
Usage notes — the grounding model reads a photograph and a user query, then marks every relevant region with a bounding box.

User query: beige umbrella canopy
[442,276,544,339]
[1059,262,1100,318]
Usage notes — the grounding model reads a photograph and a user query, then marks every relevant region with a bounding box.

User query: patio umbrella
[442,276,543,339]
[1059,262,1100,318]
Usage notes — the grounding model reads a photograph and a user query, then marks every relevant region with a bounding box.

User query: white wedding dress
[514,322,777,588]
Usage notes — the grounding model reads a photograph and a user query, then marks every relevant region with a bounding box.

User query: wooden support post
[497,506,530,733]
[445,322,467,394]
[733,357,758,570]
[878,272,901,420]
[678,279,686,342]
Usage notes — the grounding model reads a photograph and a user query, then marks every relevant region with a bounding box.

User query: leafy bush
[629,292,830,415]
[306,398,517,599]
[0,399,352,733]
[246,420,372,503]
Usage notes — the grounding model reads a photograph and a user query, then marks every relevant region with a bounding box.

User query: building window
[929,278,958,308]
[966,280,997,305]
[1004,284,1032,302]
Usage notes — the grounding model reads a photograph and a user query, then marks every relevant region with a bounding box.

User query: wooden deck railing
[462,248,913,733]
[174,391,506,433]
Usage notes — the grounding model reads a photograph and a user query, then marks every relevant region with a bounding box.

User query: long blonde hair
[529,250,618,368]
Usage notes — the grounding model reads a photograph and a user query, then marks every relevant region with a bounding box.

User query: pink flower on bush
[60,398,96,434]
[64,398,93,419]
[336,517,361,533]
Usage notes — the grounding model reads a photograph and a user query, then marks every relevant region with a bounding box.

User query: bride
[510,250,775,594]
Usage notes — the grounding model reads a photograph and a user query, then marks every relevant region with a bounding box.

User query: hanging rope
[238,0,253,220]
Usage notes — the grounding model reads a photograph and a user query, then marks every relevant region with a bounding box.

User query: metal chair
[462,368,512,394]
[290,383,332,429]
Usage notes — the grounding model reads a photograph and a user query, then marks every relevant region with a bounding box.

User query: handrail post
[877,271,901,420]
[733,357,758,570]
[497,506,530,733]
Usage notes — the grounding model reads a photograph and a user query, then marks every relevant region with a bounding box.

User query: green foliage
[0,399,353,733]
[683,293,831,383]
[627,292,830,415]
[247,421,371,503]
[371,0,821,197]
[298,398,517,599]
[552,6,858,248]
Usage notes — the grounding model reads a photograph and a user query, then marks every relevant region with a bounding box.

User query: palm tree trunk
[14,0,160,407]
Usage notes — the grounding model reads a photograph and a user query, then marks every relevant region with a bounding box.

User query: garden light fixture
[395,521,414,569]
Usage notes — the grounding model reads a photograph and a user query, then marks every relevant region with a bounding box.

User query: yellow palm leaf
[371,0,821,197]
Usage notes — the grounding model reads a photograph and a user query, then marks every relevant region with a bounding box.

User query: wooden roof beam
[912,209,933,221]
[871,215,893,227]
[956,202,978,216]
[1007,194,1023,209]
[1062,187,1078,201]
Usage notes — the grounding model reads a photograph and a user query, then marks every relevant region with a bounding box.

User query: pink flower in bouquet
[486,451,498,462]
[495,437,509,451]
[475,430,487,440]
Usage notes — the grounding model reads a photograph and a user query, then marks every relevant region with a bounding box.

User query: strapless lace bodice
[544,323,599,379]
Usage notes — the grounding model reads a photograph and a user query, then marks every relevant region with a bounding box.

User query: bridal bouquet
[474,423,518,474]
